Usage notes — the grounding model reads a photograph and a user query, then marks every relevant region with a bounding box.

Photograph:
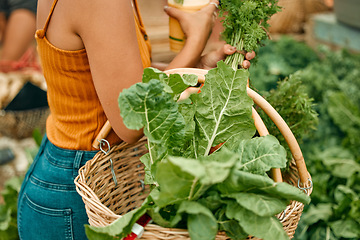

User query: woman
[17,0,251,239]
[0,0,38,72]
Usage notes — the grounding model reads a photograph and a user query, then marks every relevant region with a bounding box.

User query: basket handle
[247,88,309,184]
[252,107,283,182]
[92,120,112,149]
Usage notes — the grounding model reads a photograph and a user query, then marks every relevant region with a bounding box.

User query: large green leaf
[320,149,360,178]
[197,148,239,185]
[154,149,238,207]
[142,67,168,85]
[333,185,359,220]
[218,171,310,204]
[167,73,198,97]
[328,91,360,129]
[235,135,287,175]
[175,101,197,157]
[85,204,148,239]
[192,61,256,156]
[301,203,333,225]
[0,207,11,231]
[142,68,197,99]
[330,218,360,238]
[119,79,184,143]
[217,169,275,194]
[176,201,218,240]
[153,157,204,207]
[226,201,289,240]
[119,79,186,168]
[224,192,288,217]
[260,181,311,204]
[217,208,248,240]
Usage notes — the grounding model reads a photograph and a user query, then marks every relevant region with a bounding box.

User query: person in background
[0,0,39,72]
[17,0,254,239]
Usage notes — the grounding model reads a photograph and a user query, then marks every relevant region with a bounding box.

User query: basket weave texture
[74,68,312,239]
[75,143,309,239]
[0,70,48,139]
[269,0,332,33]
[0,107,49,139]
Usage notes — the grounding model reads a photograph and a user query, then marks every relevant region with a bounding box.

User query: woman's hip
[17,135,97,240]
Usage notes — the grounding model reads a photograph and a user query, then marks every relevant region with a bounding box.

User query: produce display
[247,37,360,239]
[0,71,46,109]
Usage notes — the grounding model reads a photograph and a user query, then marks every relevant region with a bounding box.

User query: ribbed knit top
[36,0,151,150]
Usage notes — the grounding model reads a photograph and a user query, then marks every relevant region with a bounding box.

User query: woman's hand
[164,1,255,71]
[164,1,219,69]
[164,1,218,45]
[198,44,256,70]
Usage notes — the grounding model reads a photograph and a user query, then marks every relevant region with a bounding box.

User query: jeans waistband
[43,136,98,169]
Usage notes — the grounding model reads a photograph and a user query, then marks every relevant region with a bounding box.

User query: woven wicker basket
[0,70,48,139]
[0,107,49,139]
[75,68,312,239]
[269,0,331,33]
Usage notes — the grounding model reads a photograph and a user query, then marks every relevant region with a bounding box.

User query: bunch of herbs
[219,0,281,69]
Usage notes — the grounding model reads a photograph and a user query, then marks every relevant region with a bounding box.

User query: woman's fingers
[164,0,219,20]
[223,44,237,55]
[242,60,251,69]
[213,44,237,60]
[245,50,256,60]
[164,5,183,21]
[202,0,220,13]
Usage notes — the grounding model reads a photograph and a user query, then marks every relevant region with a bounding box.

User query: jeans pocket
[18,194,74,240]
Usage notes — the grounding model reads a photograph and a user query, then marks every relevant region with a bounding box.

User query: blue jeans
[0,0,38,16]
[17,135,98,240]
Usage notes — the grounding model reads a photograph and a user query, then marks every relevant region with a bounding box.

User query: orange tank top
[36,0,151,150]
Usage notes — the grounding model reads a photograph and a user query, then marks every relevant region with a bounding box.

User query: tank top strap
[43,0,59,33]
[132,0,146,36]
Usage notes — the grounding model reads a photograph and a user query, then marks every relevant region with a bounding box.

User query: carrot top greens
[219,0,281,69]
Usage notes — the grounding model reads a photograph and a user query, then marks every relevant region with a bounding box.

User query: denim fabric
[17,135,98,240]
[0,0,38,16]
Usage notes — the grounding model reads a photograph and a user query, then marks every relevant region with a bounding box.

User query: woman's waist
[46,114,121,151]
[43,135,99,168]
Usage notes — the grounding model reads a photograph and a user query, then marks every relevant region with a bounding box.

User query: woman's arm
[164,2,218,70]
[75,0,144,144]
[73,0,234,144]
[156,2,253,71]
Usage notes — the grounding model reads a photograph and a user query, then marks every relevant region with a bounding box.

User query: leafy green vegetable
[0,177,23,240]
[225,200,289,240]
[235,135,287,174]
[176,201,218,240]
[256,73,319,166]
[219,0,281,69]
[249,37,319,92]
[191,61,255,155]
[86,62,310,240]
[250,37,360,240]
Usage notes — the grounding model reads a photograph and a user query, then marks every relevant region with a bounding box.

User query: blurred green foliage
[250,36,360,239]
